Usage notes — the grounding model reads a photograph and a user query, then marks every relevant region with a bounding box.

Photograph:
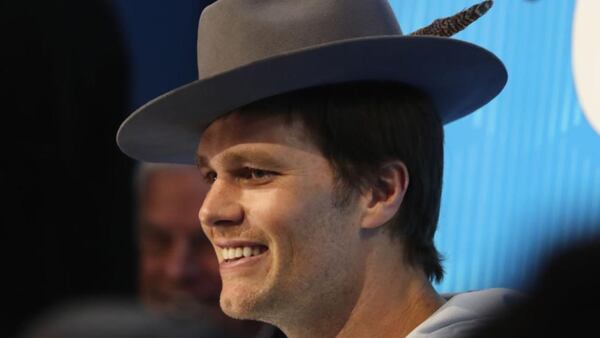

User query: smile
[220,245,268,263]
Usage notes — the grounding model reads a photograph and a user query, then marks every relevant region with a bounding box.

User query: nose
[199,179,244,227]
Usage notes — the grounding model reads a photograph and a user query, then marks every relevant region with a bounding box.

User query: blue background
[390,0,600,291]
[114,0,600,292]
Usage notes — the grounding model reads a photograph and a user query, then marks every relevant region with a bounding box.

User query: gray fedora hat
[117,0,506,164]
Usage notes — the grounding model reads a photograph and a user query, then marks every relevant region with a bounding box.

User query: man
[136,163,280,337]
[118,1,517,337]
[135,164,216,316]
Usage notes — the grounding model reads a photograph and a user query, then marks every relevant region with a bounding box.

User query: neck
[281,234,445,338]
[335,271,444,338]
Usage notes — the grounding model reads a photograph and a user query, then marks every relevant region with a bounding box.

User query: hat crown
[197,0,401,79]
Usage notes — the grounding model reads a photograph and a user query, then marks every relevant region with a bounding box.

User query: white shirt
[406,288,522,338]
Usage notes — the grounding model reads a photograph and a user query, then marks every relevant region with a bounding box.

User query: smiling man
[194,85,447,337]
[117,1,517,337]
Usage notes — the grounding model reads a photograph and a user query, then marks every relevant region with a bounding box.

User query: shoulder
[441,288,524,314]
[406,288,524,338]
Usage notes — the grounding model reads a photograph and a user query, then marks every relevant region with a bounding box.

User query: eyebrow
[196,149,288,171]
[196,155,211,169]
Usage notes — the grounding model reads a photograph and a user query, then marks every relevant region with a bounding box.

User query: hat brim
[117,35,507,164]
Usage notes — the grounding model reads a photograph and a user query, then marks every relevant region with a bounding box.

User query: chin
[218,284,252,317]
[220,296,256,320]
[219,284,274,322]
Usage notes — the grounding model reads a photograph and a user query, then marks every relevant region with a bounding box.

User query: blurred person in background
[135,164,283,337]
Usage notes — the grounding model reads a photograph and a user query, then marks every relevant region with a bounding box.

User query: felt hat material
[117,0,506,164]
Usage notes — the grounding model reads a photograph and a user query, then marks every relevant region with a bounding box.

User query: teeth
[221,246,264,261]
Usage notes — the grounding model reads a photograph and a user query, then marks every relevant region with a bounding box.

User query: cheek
[243,184,328,232]
[243,184,351,261]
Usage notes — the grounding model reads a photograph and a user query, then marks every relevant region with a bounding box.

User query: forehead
[197,110,319,160]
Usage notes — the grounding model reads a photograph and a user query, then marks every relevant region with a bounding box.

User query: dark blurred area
[0,0,213,337]
[467,235,600,338]
[1,0,134,336]
[19,299,237,338]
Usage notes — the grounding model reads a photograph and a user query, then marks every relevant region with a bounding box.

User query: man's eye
[204,171,217,184]
[240,167,276,181]
[251,168,272,179]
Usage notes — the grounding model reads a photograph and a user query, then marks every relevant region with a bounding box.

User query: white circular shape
[573,0,600,135]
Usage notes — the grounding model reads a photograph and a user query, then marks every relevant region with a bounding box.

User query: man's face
[197,112,366,322]
[138,168,220,317]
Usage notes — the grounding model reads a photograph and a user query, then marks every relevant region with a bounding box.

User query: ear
[360,161,409,229]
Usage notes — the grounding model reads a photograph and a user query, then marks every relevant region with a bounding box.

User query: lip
[219,250,269,276]
[219,250,268,271]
